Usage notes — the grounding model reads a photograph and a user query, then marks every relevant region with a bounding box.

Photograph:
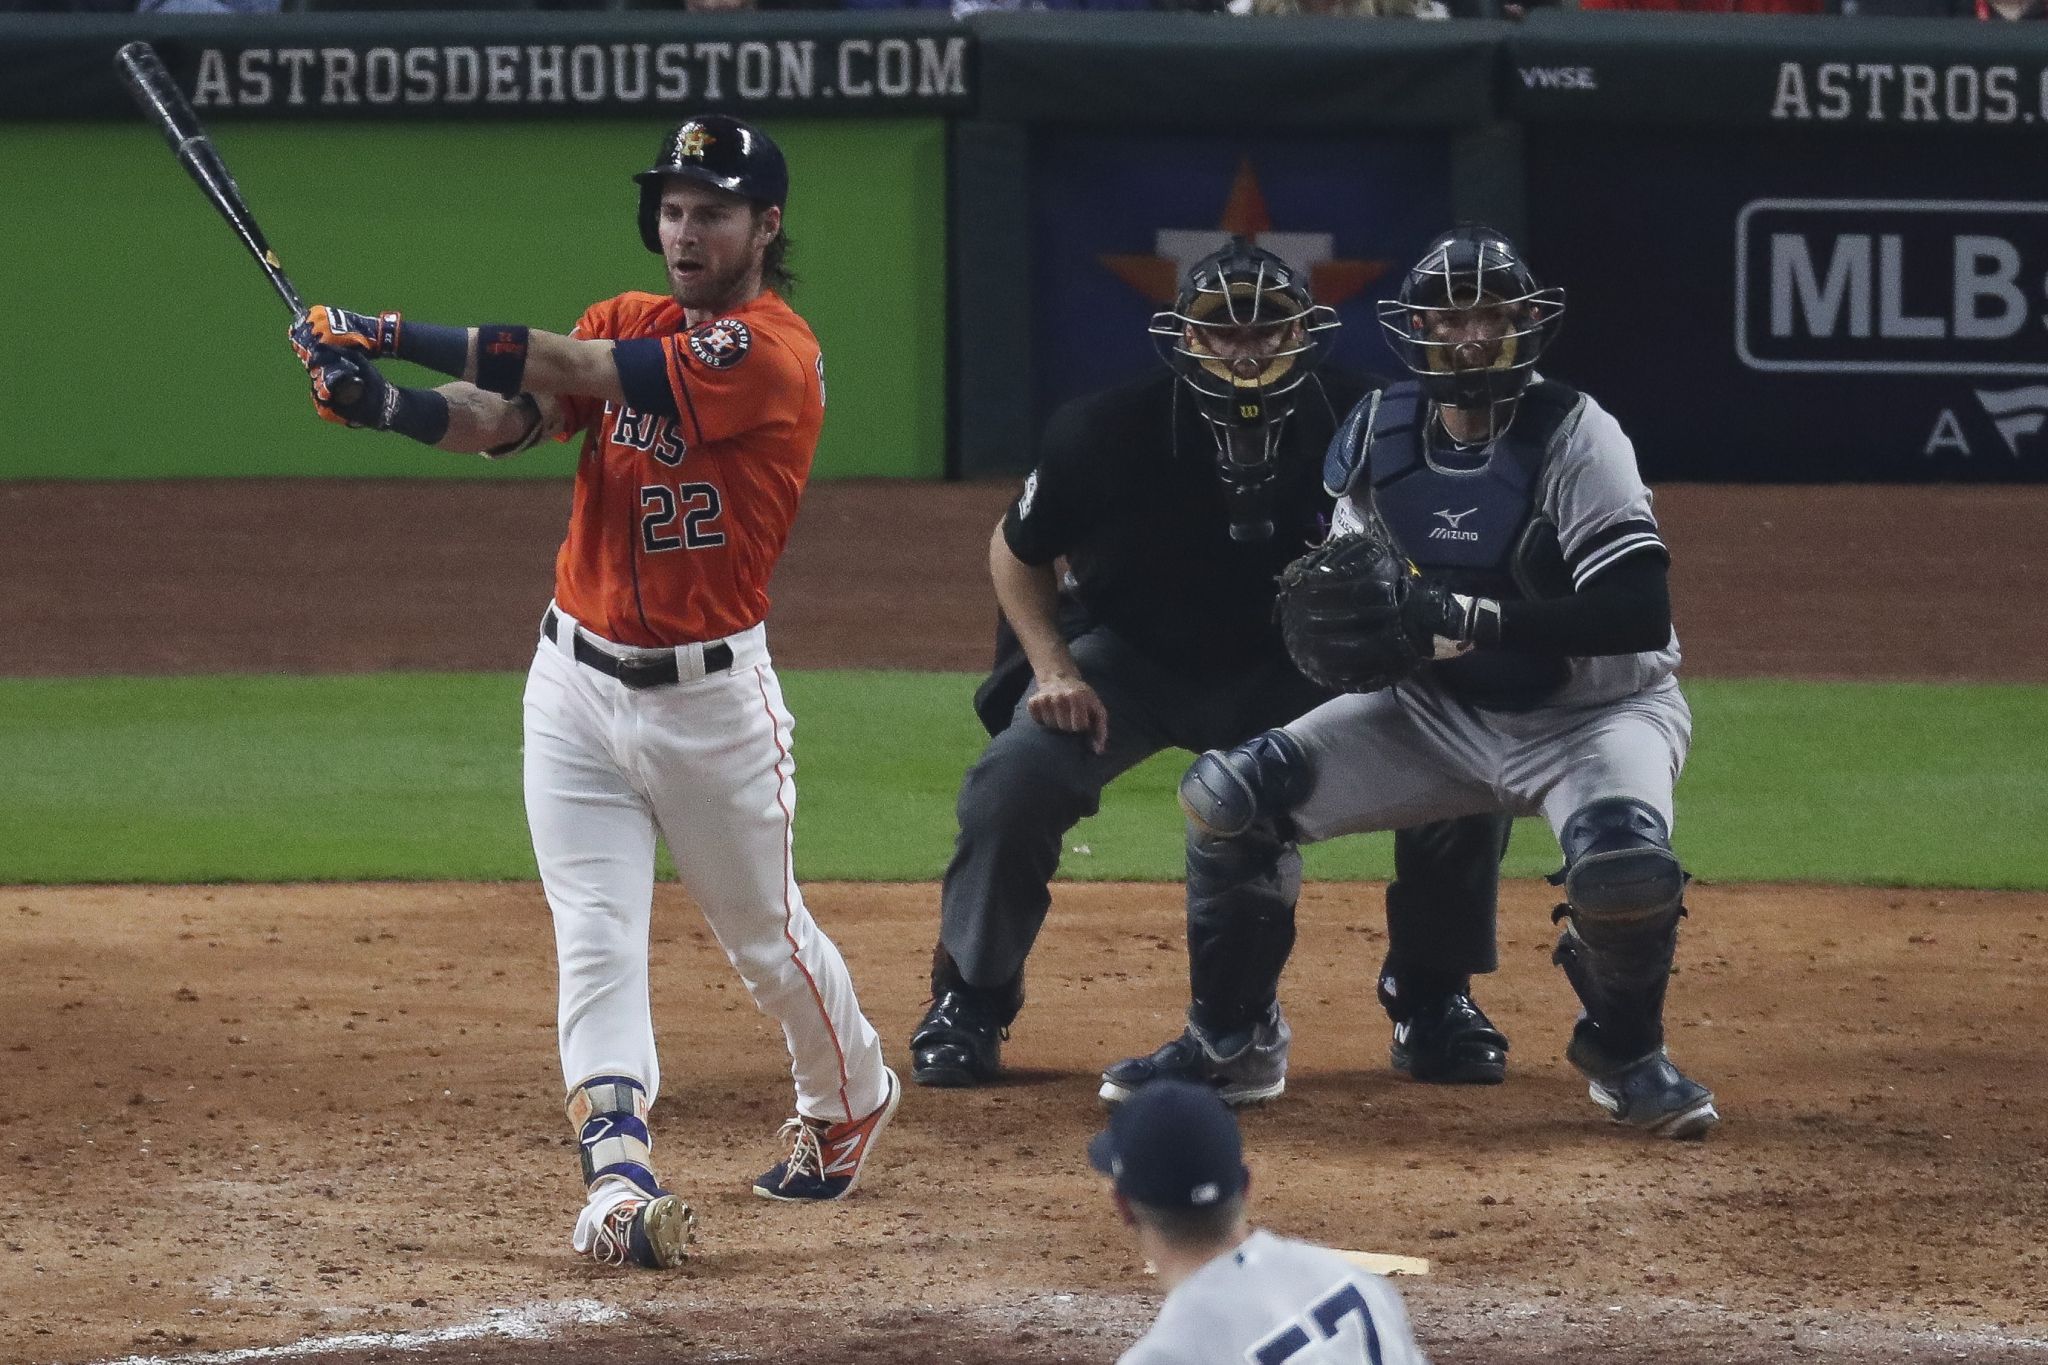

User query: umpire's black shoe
[910,991,1008,1087]
[1390,993,1509,1085]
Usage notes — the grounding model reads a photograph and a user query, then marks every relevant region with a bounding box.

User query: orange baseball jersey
[551,289,825,647]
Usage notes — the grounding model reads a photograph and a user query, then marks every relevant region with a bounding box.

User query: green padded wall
[0,118,946,478]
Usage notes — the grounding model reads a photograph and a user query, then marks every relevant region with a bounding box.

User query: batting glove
[291,306,402,365]
[304,344,449,445]
[305,345,388,427]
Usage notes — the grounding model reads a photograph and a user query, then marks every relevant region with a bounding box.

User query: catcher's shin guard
[1555,910,1718,1138]
[1186,816,1302,1042]
[1559,798,1685,921]
[1552,915,1677,1063]
[1550,798,1687,1063]
[1179,729,1313,840]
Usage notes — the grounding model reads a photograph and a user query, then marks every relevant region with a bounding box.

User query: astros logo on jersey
[687,319,752,370]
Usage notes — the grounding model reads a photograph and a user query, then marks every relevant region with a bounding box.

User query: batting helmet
[1376,225,1564,411]
[634,115,789,254]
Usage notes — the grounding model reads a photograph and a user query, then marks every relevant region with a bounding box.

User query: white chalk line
[77,1284,2048,1364]
[90,1299,628,1365]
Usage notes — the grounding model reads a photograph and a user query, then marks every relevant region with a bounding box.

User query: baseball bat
[113,41,360,403]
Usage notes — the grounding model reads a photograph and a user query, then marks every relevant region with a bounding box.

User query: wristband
[384,386,452,446]
[474,324,531,397]
[391,321,470,380]
[1467,595,1504,648]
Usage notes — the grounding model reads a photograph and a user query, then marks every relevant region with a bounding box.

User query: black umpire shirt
[1002,367,1375,672]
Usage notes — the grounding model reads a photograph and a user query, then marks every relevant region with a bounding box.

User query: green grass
[0,674,2041,888]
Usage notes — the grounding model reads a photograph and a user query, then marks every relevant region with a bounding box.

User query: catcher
[1103,225,1718,1138]
[912,237,1515,1102]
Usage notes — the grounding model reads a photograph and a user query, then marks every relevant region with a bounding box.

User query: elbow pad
[613,338,680,419]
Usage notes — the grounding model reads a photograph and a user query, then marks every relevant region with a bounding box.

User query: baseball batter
[1109,225,1717,1139]
[285,115,898,1268]
[1090,1080,1430,1365]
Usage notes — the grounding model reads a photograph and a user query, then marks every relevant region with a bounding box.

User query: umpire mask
[1152,237,1339,542]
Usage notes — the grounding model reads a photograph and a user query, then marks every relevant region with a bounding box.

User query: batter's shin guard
[1186,822,1301,1038]
[567,1075,662,1196]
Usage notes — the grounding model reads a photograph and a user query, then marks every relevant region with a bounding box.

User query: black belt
[542,607,733,689]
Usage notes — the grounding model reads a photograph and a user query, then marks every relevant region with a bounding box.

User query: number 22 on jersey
[640,483,724,553]
[607,406,726,555]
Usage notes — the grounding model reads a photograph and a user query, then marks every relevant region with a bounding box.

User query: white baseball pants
[522,605,888,1126]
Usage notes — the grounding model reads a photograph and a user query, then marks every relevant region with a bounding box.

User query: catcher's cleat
[1390,992,1509,1085]
[754,1067,901,1202]
[910,991,1008,1087]
[1099,1006,1289,1107]
[581,1186,695,1270]
[1567,1033,1718,1140]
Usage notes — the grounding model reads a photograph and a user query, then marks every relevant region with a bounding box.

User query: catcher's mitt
[1276,531,1422,693]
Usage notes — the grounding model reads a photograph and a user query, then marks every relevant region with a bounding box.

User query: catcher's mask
[634,115,789,254]
[1376,225,1564,435]
[1151,237,1339,542]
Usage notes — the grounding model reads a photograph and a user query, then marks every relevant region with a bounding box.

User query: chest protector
[1324,380,1585,711]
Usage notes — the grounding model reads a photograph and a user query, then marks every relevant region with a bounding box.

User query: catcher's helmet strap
[1322,388,1384,500]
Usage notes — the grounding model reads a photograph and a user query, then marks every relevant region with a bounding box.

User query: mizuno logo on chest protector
[1429,507,1481,541]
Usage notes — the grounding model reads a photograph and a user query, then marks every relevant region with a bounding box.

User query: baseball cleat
[1391,992,1509,1085]
[1098,1006,1290,1107]
[1570,1039,1719,1140]
[754,1066,901,1201]
[584,1189,695,1270]
[910,992,1007,1087]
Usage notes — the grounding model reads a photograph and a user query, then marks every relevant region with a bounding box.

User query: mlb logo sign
[1734,198,2048,375]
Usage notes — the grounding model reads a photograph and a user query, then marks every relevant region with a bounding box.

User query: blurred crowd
[3,0,2036,21]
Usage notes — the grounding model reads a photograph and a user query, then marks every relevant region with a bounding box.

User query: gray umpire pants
[938,627,1509,1005]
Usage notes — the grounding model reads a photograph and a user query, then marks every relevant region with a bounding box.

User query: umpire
[910,238,1512,1095]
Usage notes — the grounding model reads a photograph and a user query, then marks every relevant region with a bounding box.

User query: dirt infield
[7,883,2048,1365]
[3,480,2047,1364]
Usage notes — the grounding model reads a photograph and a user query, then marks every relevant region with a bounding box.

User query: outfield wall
[3,13,2045,481]
[0,117,947,480]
